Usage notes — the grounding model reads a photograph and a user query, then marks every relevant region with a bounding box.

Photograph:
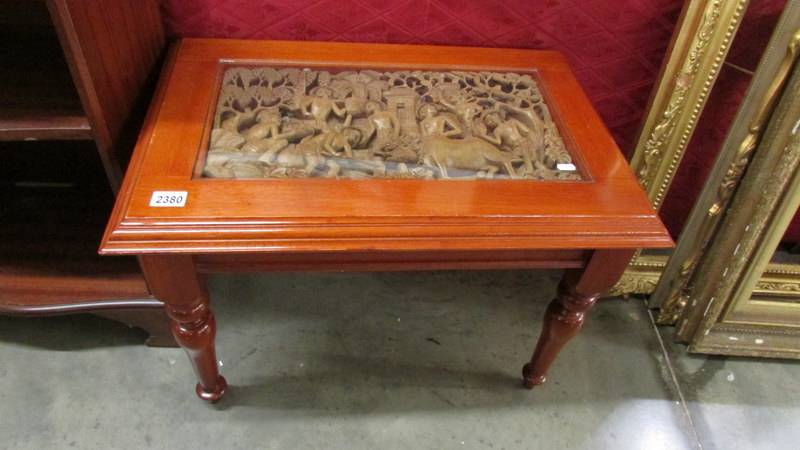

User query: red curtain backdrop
[160,0,683,155]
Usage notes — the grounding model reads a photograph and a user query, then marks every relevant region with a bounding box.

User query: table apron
[194,249,588,273]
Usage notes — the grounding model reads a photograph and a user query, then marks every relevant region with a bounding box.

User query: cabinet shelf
[0,259,149,307]
[0,141,148,307]
[0,1,91,141]
[0,111,92,141]
[0,0,169,344]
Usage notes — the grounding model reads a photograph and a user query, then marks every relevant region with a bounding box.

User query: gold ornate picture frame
[673,52,800,357]
[652,5,800,323]
[631,0,800,358]
[612,0,751,297]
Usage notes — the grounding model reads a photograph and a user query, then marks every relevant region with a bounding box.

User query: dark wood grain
[0,141,151,304]
[0,299,173,347]
[195,250,587,273]
[0,1,90,141]
[47,0,165,190]
[0,114,92,141]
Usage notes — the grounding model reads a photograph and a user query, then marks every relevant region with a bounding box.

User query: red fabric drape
[160,0,683,155]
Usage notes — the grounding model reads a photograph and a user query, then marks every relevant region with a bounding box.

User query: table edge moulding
[100,39,672,402]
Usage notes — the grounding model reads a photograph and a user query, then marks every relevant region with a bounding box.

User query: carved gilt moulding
[629,0,749,209]
[618,0,800,359]
[201,66,581,181]
[676,54,800,359]
[613,0,750,297]
[654,11,800,324]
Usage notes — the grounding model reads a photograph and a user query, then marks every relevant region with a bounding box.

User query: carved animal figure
[421,136,518,179]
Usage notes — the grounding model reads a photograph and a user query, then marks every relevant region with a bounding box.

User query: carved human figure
[365,100,401,148]
[210,112,246,150]
[300,86,347,129]
[280,127,362,177]
[332,127,362,158]
[323,127,363,177]
[242,109,291,159]
[245,109,281,140]
[480,110,538,174]
[418,104,462,138]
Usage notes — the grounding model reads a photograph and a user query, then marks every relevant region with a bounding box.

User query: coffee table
[100,39,671,402]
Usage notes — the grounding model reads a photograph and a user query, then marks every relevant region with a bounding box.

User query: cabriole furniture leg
[523,250,635,388]
[140,255,227,402]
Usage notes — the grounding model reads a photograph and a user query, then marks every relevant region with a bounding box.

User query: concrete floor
[1,271,799,450]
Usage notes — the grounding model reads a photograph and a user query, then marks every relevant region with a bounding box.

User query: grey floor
[1,271,799,450]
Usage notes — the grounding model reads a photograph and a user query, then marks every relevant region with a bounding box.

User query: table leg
[522,249,634,389]
[140,255,227,402]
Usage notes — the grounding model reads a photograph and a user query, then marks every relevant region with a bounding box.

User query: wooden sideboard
[0,0,172,345]
[101,39,672,401]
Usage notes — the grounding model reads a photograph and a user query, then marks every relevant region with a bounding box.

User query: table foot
[196,375,228,402]
[521,363,546,389]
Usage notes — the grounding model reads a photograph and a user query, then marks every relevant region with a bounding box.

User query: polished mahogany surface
[100,39,670,255]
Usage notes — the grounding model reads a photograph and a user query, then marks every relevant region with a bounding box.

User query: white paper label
[149,191,188,207]
[556,163,577,171]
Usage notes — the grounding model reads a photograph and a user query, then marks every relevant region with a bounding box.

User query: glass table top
[201,66,581,181]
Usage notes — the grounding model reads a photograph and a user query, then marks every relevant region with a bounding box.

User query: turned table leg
[522,249,634,389]
[140,255,227,402]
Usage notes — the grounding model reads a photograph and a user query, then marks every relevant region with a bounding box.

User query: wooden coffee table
[100,39,671,402]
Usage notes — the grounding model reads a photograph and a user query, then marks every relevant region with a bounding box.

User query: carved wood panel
[202,67,581,181]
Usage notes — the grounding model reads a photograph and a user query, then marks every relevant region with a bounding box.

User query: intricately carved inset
[202,67,580,180]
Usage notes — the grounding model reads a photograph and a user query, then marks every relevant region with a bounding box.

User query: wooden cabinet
[0,0,172,346]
